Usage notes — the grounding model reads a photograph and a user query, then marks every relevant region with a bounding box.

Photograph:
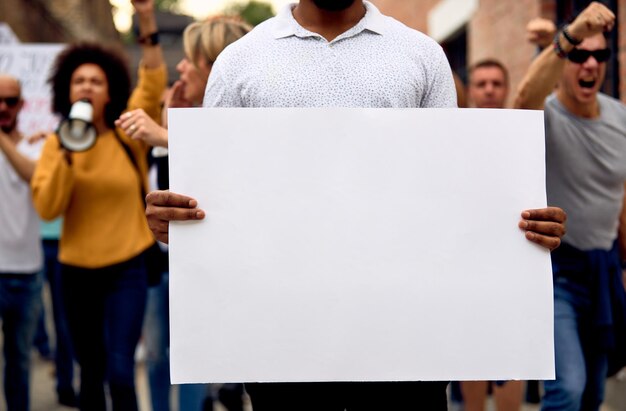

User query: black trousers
[61,254,147,411]
[245,381,449,411]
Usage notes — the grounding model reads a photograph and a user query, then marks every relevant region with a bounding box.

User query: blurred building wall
[372,0,626,105]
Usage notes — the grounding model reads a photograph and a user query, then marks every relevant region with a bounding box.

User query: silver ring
[129,124,136,132]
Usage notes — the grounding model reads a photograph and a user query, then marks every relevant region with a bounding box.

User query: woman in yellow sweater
[30,1,166,410]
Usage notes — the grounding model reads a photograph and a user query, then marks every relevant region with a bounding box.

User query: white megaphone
[57,99,97,152]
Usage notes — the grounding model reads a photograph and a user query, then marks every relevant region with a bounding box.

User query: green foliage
[155,0,181,13]
[226,1,275,26]
[120,29,136,45]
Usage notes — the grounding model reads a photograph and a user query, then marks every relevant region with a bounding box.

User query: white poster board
[168,108,554,383]
[0,44,64,136]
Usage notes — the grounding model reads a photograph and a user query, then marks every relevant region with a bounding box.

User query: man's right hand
[145,190,205,243]
[568,1,615,40]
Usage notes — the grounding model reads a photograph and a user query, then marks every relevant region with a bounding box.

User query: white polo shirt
[203,1,456,109]
[0,137,43,273]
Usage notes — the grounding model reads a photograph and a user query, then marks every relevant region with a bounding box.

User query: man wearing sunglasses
[0,73,44,411]
[515,2,626,411]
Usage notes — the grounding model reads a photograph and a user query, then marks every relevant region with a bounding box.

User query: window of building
[427,0,473,84]
[442,29,468,84]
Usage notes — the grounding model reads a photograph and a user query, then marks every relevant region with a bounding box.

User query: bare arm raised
[133,0,164,70]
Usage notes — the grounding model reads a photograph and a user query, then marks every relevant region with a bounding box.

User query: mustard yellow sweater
[31,64,167,268]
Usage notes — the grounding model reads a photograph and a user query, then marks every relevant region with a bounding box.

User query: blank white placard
[167,108,553,383]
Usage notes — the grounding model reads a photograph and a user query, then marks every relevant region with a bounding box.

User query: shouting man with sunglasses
[515,2,626,411]
[0,74,44,410]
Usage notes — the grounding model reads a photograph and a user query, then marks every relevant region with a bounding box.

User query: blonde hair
[183,16,252,68]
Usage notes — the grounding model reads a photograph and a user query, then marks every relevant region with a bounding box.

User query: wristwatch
[137,32,159,46]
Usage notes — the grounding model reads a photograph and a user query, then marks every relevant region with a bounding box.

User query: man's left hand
[519,207,567,251]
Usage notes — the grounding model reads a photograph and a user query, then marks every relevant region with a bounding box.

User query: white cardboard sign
[0,44,64,136]
[168,108,554,383]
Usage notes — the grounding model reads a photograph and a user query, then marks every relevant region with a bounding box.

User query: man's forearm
[513,34,570,110]
[0,135,36,182]
[136,3,164,69]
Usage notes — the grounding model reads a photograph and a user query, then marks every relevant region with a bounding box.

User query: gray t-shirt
[203,1,456,109]
[545,93,626,251]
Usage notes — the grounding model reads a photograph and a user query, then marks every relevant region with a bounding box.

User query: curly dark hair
[48,42,131,129]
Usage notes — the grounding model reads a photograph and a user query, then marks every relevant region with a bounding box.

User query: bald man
[0,73,44,411]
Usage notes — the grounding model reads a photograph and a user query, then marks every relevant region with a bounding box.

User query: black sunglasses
[0,96,20,107]
[567,48,611,64]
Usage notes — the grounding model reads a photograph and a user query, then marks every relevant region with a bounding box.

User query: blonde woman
[116,16,251,411]
[117,16,252,142]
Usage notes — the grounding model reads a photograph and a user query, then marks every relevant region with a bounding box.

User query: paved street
[25,353,243,411]
[16,353,626,411]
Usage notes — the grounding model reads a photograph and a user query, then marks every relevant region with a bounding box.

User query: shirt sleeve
[202,58,243,108]
[122,62,167,189]
[127,63,167,122]
[420,45,458,108]
[31,134,75,221]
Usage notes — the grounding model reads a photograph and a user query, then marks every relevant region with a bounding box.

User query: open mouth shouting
[579,78,596,89]
[0,111,15,132]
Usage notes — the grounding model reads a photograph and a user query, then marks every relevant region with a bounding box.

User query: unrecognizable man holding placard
[146,0,567,409]
[0,74,43,411]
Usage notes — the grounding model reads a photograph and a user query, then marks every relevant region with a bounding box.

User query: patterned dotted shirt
[203,1,457,109]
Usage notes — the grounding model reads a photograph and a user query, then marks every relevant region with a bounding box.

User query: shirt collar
[272,1,387,40]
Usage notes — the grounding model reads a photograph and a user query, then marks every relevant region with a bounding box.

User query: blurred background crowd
[0,0,625,411]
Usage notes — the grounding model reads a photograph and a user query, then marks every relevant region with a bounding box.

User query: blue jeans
[33,304,50,357]
[542,246,611,411]
[0,272,43,411]
[42,239,75,395]
[61,253,148,411]
[144,272,209,411]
